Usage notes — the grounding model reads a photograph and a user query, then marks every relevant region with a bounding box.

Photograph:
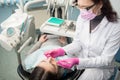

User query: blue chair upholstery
[109,48,120,80]
[114,48,120,63]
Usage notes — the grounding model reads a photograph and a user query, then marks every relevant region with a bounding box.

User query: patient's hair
[29,66,58,80]
[29,66,74,80]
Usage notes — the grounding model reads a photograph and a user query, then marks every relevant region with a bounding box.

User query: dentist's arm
[77,25,120,69]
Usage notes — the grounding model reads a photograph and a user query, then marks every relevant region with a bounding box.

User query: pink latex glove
[57,58,79,69]
[44,48,65,58]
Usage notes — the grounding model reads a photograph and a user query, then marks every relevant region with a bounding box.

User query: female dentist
[45,0,120,80]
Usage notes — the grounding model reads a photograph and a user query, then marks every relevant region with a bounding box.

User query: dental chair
[17,28,83,80]
[17,24,82,80]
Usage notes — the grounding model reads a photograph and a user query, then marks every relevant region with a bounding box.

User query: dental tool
[47,0,51,14]
[52,0,56,14]
[64,0,69,19]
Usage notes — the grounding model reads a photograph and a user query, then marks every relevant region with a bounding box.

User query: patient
[24,34,69,71]
[24,34,75,80]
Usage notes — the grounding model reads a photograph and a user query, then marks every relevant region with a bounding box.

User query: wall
[67,6,80,21]
[0,6,17,24]
[110,0,120,18]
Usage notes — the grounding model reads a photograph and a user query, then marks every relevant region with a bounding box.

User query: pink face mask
[80,9,97,20]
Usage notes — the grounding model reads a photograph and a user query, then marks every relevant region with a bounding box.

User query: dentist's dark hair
[92,0,118,22]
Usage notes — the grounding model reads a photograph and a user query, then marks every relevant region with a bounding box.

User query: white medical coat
[63,15,120,69]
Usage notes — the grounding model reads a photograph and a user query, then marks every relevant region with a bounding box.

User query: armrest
[18,37,32,53]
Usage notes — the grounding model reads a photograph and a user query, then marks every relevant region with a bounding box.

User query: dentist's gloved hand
[57,58,79,69]
[44,48,65,58]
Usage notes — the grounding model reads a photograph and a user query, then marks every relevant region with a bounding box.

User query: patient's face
[37,57,58,74]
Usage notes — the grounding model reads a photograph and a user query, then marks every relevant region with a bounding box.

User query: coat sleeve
[63,21,82,55]
[78,24,120,69]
